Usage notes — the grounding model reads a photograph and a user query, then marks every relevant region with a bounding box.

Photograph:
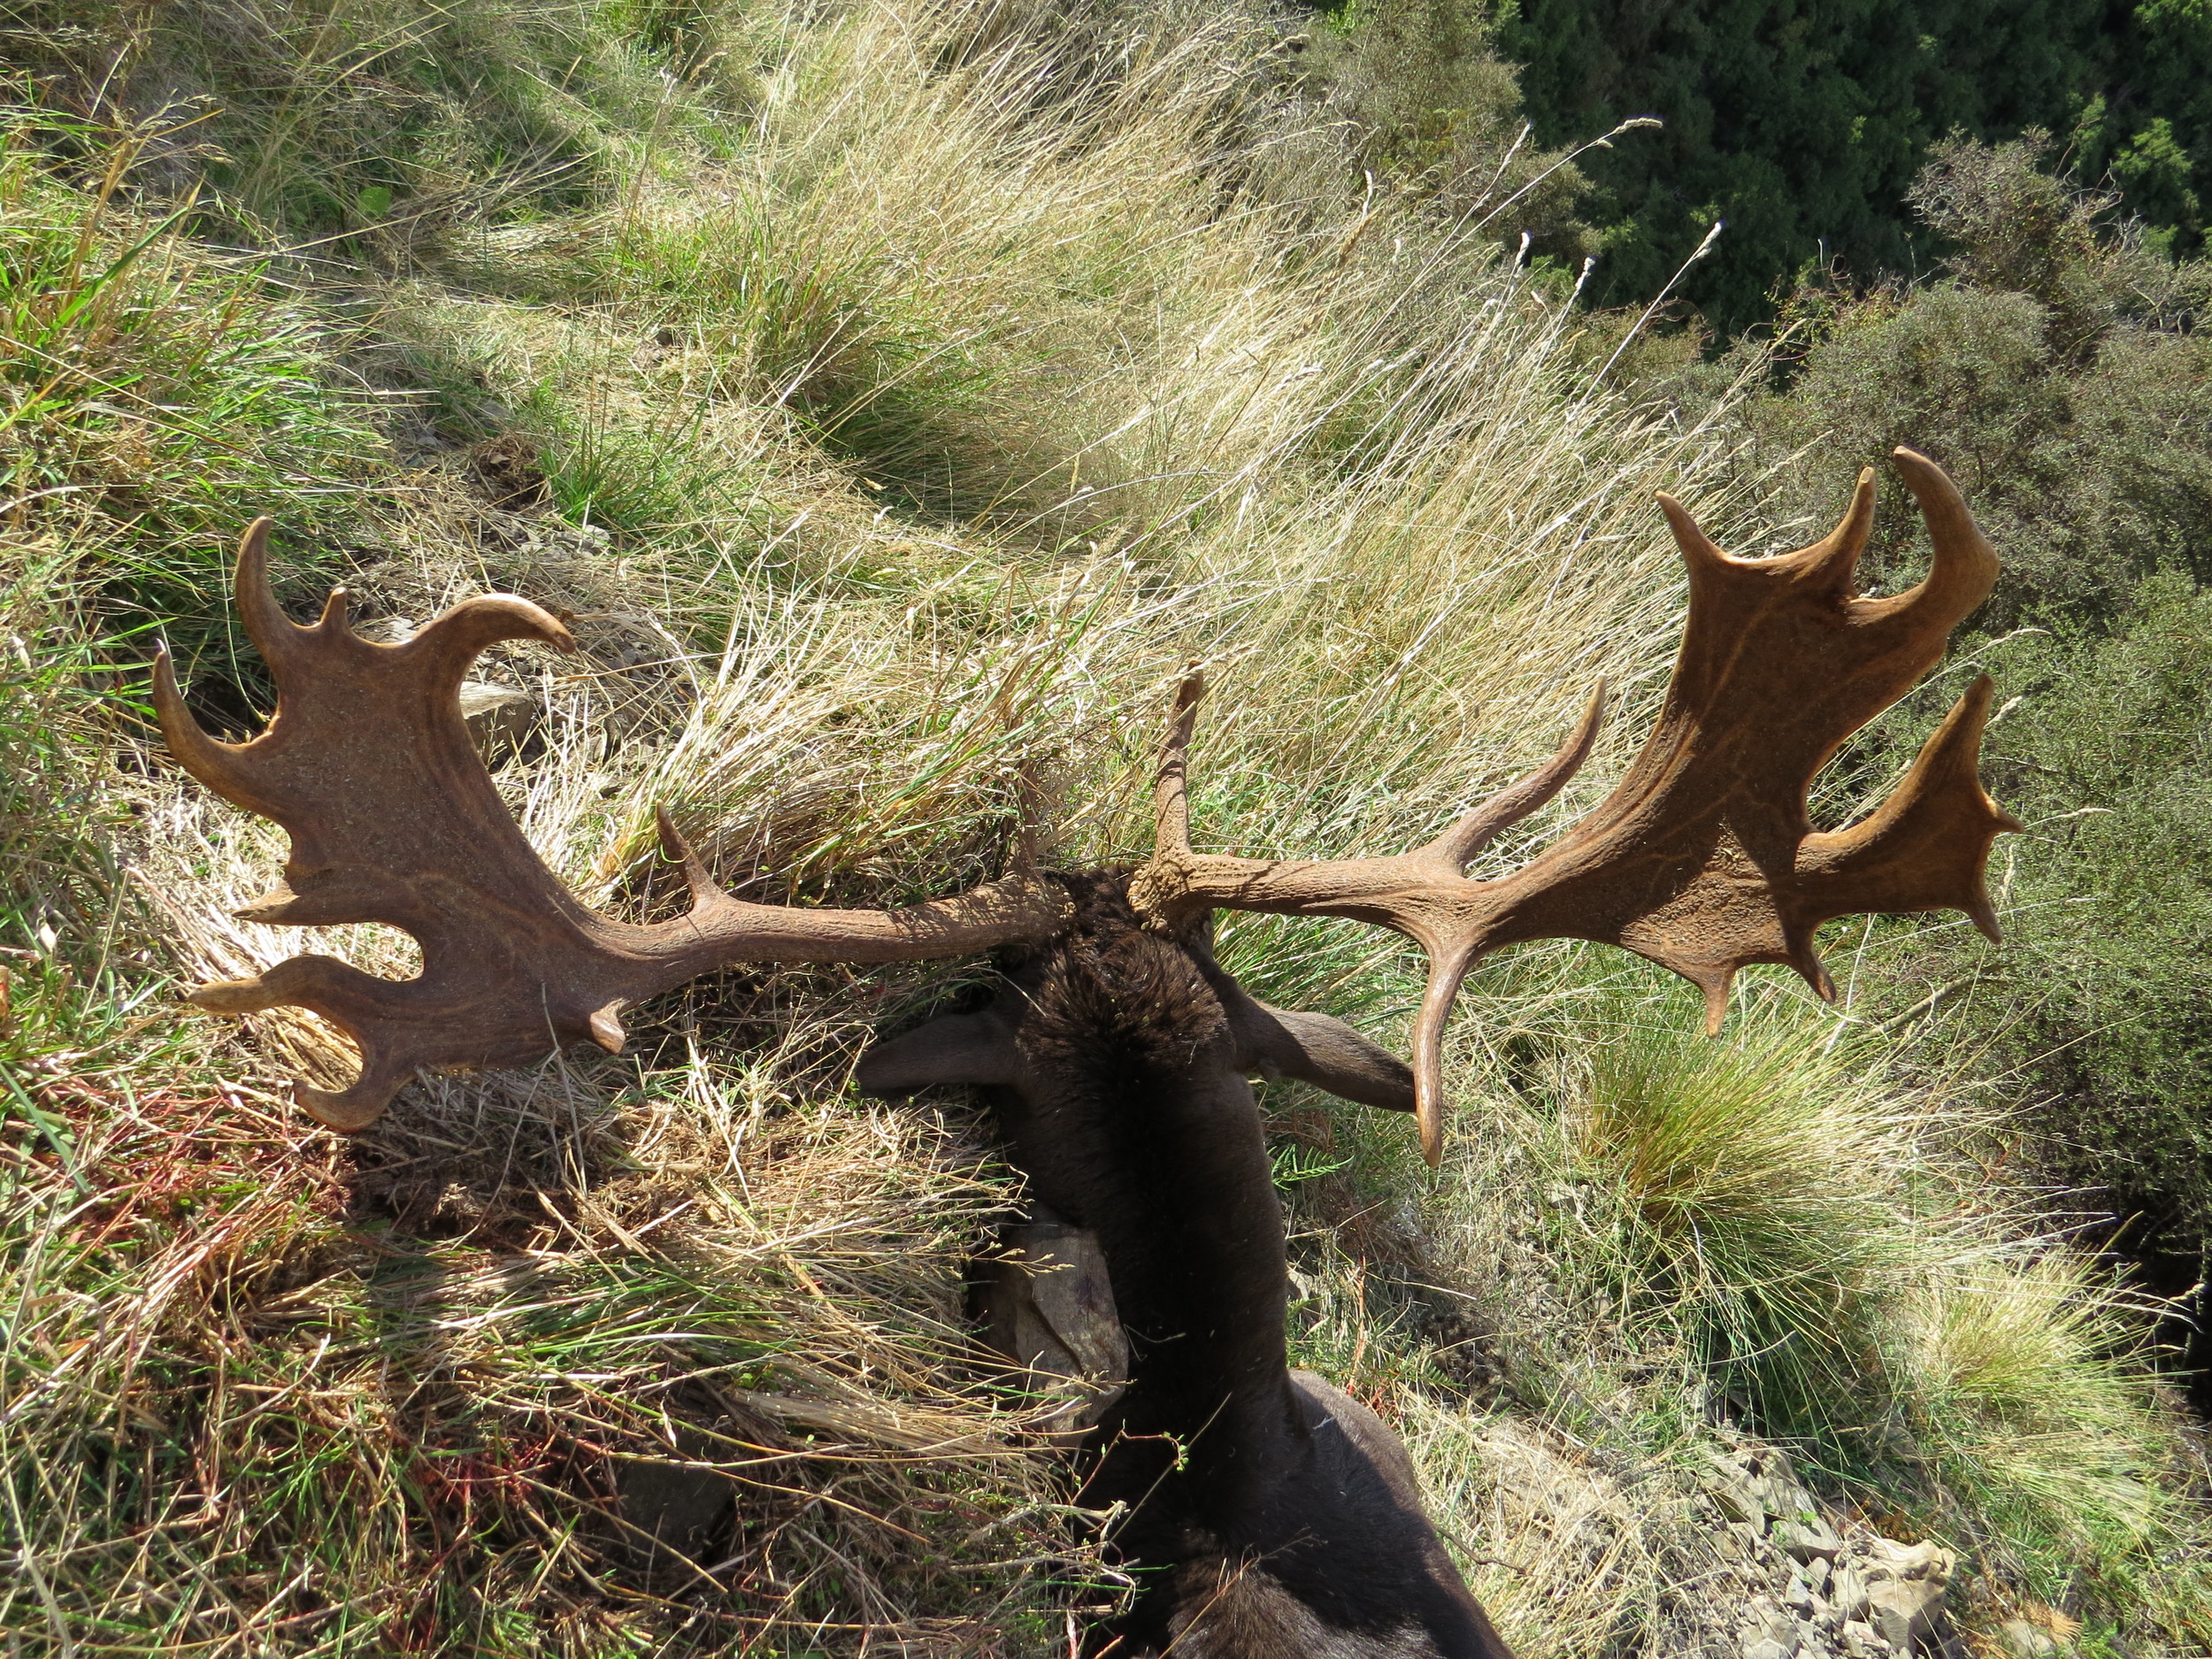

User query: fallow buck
[157,449,2016,1659]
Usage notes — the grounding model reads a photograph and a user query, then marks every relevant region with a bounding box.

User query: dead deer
[857,869,1502,1656]
[157,450,2015,1658]
[858,449,2016,1657]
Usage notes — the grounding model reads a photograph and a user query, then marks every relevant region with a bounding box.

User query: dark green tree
[1495,0,2211,332]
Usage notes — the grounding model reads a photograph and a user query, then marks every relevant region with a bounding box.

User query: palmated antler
[1130,449,2022,1165]
[157,519,1070,1130]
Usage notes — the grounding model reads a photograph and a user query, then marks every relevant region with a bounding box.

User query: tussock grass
[1272,971,2208,1652]
[2,0,2208,1653]
[1571,1006,1939,1425]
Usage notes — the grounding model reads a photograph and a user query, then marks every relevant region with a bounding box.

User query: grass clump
[1574,1009,1920,1417]
[0,112,381,687]
[1572,1006,2185,1586]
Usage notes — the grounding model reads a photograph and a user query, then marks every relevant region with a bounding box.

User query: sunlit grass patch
[1894,1252,2184,1577]
[1571,1004,1932,1426]
[0,115,382,683]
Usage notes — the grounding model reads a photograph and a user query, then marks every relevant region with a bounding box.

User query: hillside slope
[1,2,2207,1654]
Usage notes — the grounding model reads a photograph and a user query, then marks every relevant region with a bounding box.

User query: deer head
[1129,447,2019,1164]
[153,518,1070,1130]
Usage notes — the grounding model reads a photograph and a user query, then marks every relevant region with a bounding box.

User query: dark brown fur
[858,873,1513,1659]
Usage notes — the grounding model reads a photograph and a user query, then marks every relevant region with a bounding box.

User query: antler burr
[1130,449,2023,1165]
[156,518,1070,1130]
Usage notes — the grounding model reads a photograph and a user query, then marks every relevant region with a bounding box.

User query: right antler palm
[1129,448,2021,1164]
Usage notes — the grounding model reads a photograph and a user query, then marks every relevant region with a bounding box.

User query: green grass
[0,0,2208,1653]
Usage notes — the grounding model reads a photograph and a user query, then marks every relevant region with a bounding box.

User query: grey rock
[1741,1596,1800,1657]
[618,1454,732,1554]
[1709,1467,1769,1526]
[616,1418,737,1578]
[1862,1538,1954,1586]
[975,1222,1129,1436]
[1829,1565,1870,1622]
[1997,1619,2063,1657]
[1776,1512,1846,1563]
[1864,1575,1949,1655]
[458,680,537,751]
[1860,1535,1957,1654]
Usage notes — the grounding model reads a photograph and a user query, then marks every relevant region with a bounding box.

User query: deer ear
[856,1008,1022,1095]
[1226,996,1416,1115]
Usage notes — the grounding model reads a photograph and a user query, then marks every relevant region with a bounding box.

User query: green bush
[1727,136,2212,1400]
[1745,139,2212,633]
[1938,581,2212,1279]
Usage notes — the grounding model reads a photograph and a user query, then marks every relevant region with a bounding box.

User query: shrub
[1727,137,2212,1477]
[1919,580,2212,1302]
[1744,139,2212,634]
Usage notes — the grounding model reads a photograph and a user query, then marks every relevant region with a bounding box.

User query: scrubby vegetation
[1495,0,2212,331]
[1709,134,2212,1417]
[1,1,2208,1655]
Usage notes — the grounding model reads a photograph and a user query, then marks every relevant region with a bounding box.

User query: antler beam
[1130,449,2022,1165]
[157,519,1070,1130]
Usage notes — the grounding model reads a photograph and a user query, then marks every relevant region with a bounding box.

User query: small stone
[1853,1536,1957,1655]
[1740,1595,1798,1654]
[458,680,536,751]
[1865,1577,1947,1655]
[1706,1456,1769,1525]
[1744,1642,1793,1659]
[1829,1565,1870,1621]
[1762,1473,1814,1511]
[1863,1539,1955,1586]
[1798,1556,1832,1597]
[1998,1621,2061,1658]
[1776,1512,1845,1563]
[976,1222,1128,1435]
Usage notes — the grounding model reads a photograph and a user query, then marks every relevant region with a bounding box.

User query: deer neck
[996,883,1302,1465]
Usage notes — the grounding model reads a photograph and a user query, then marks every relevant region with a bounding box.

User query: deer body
[859,874,1513,1659]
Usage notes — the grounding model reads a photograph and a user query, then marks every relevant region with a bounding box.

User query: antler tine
[1420,681,1606,871]
[654,805,724,905]
[164,518,1071,1131]
[1153,665,1205,860]
[1871,447,2001,626]
[232,517,314,673]
[1130,451,2016,1167]
[1129,672,1610,1164]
